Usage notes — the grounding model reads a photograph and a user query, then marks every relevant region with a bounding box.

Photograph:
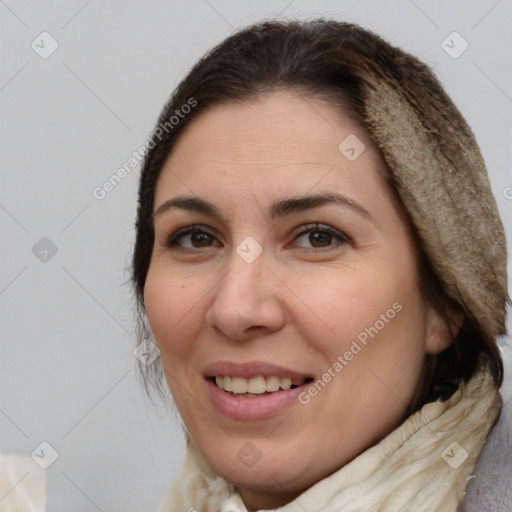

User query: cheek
[289,269,427,428]
[286,254,427,381]
[143,267,205,360]
[288,271,406,347]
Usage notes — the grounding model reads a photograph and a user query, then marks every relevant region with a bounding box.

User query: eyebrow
[152,192,374,223]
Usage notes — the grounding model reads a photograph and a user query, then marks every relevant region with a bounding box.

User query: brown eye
[292,223,349,250]
[189,232,214,247]
[308,231,332,247]
[166,226,220,249]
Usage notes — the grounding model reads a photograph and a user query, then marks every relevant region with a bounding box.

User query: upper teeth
[215,376,306,394]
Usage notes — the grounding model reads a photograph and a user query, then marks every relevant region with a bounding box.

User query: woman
[132,19,508,511]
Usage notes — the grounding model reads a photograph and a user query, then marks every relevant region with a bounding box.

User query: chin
[202,441,313,492]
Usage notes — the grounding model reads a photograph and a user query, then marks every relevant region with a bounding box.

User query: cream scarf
[158,357,501,512]
[0,454,46,511]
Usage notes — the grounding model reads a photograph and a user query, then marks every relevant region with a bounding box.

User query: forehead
[155,91,385,202]
[173,92,371,159]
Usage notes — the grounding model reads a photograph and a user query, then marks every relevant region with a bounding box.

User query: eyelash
[165,223,350,251]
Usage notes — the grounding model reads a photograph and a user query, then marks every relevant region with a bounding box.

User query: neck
[239,487,301,511]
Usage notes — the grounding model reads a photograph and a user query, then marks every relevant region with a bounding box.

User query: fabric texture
[0,454,46,512]
[362,78,508,343]
[158,356,501,512]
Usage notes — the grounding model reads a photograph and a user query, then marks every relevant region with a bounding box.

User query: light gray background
[1,1,511,511]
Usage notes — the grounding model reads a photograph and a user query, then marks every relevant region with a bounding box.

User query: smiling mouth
[209,375,314,397]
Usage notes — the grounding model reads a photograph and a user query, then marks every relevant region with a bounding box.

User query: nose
[205,246,286,341]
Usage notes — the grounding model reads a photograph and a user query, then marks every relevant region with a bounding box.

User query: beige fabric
[0,454,46,512]
[363,79,508,342]
[158,356,501,512]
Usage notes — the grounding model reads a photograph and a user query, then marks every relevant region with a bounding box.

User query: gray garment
[462,345,512,511]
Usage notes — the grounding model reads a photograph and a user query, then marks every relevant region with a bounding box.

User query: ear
[425,302,464,355]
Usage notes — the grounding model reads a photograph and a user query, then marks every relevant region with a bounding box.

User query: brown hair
[132,18,504,411]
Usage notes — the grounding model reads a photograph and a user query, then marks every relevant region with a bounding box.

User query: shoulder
[461,344,512,511]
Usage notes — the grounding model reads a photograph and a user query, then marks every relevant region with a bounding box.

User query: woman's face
[144,91,450,510]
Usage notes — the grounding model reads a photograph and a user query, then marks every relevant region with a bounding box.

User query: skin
[144,91,458,510]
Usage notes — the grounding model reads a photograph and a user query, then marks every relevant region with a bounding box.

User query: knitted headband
[362,77,508,342]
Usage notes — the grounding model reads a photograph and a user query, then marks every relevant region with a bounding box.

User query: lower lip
[206,379,308,421]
